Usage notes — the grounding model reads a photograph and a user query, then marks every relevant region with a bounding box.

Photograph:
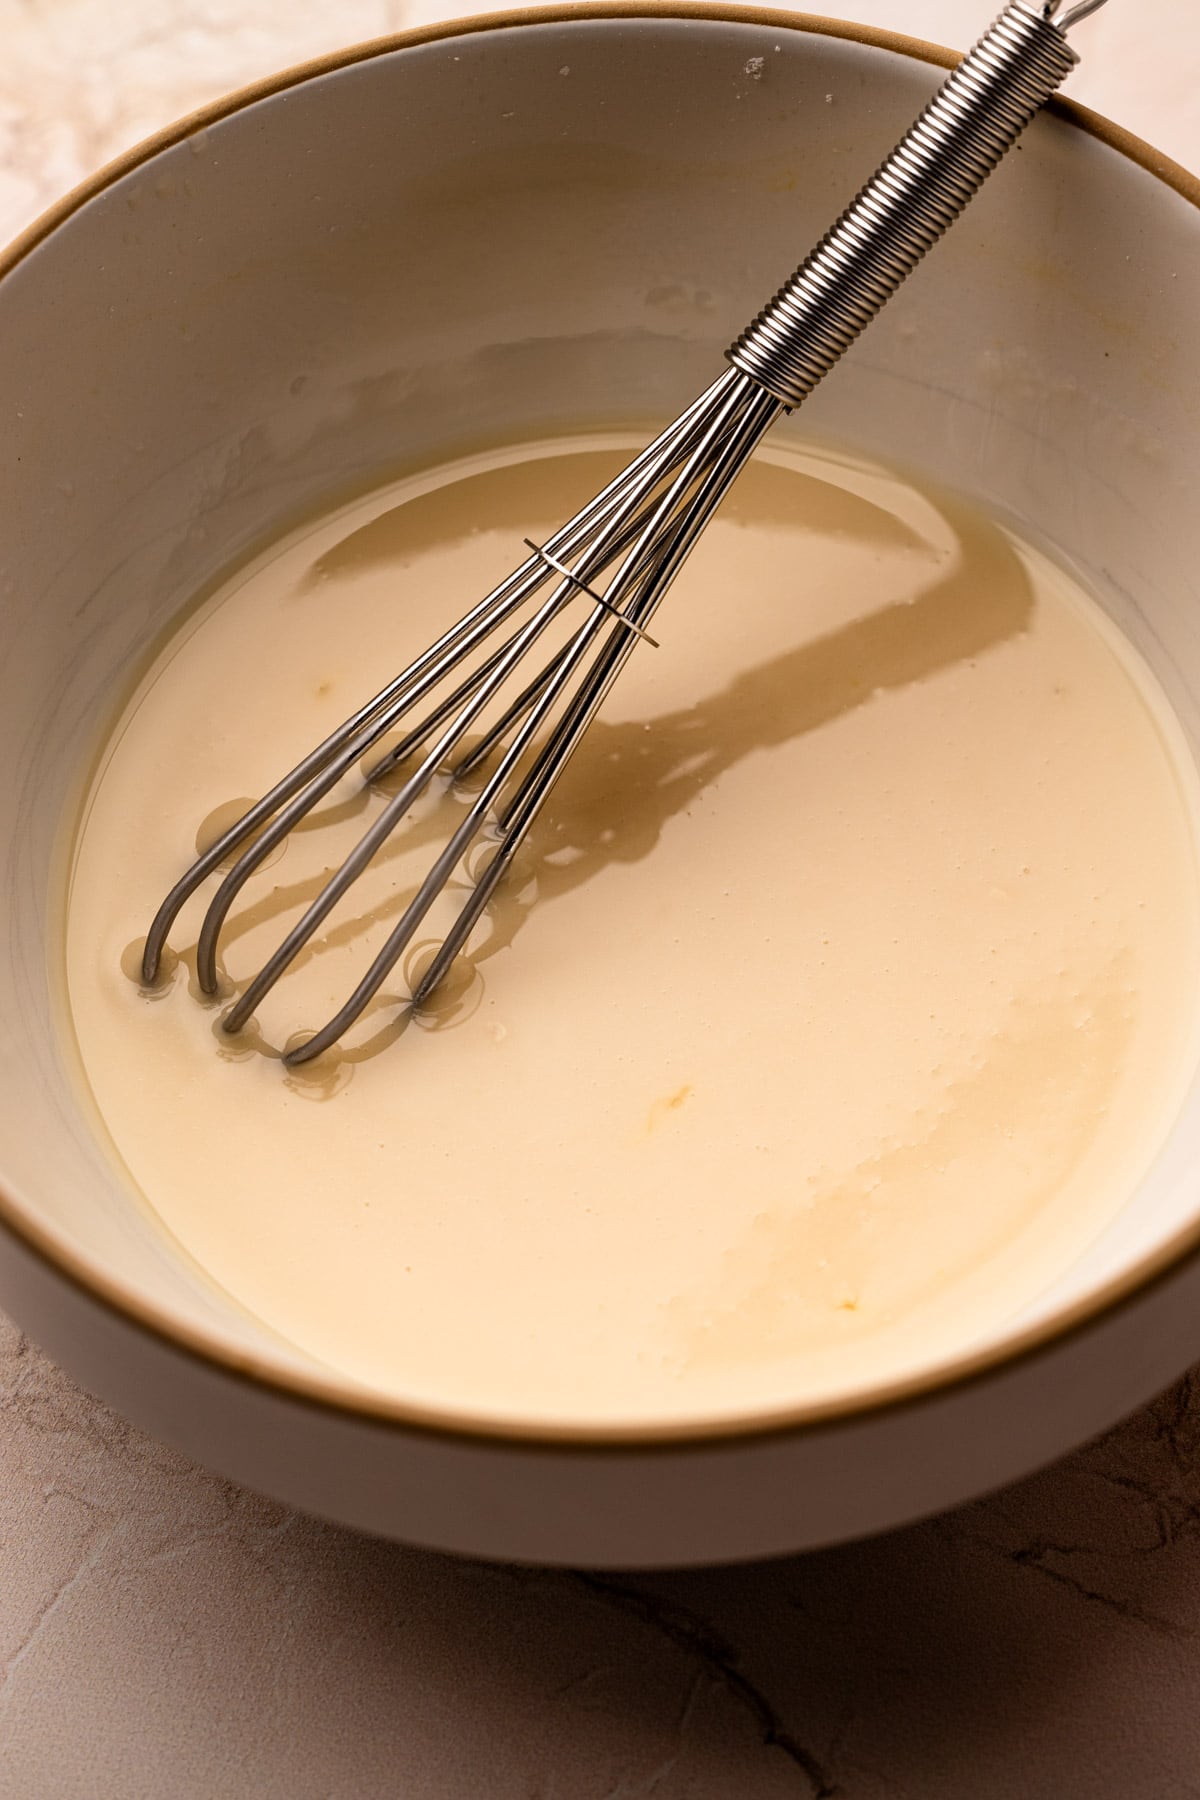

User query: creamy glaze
[63,439,1200,1427]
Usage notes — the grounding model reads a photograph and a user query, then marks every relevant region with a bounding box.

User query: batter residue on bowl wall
[61,437,1200,1427]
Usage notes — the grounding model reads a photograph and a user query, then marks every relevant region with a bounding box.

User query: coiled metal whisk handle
[729,0,1085,407]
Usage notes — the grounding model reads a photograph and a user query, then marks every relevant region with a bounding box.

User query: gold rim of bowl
[4,3,1199,1453]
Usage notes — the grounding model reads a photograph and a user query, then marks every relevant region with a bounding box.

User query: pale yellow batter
[62,438,1200,1427]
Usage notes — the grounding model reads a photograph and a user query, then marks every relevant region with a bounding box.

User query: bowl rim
[5,1,1200,1454]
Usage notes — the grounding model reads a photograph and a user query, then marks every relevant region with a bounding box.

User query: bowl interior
[3,8,1200,1419]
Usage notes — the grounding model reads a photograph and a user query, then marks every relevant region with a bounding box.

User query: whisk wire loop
[143,370,738,990]
[248,372,773,1061]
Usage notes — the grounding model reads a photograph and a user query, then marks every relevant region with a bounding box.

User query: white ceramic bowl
[2,5,1200,1567]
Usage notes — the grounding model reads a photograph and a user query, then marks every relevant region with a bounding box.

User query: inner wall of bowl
[2,14,1199,1369]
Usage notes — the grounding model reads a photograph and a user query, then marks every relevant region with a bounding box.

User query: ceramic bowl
[2,4,1199,1567]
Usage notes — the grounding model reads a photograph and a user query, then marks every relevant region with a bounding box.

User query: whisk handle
[728,0,1080,409]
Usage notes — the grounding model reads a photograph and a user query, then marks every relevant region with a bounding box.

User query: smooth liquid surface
[64,440,1200,1427]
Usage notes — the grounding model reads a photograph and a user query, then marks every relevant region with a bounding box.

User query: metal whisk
[142,0,1106,1065]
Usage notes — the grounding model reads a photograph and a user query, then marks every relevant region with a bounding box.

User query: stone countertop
[3,2,1200,1795]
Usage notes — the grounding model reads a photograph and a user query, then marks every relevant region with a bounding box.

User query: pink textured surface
[8,1309,1200,1795]
[3,3,1199,1792]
